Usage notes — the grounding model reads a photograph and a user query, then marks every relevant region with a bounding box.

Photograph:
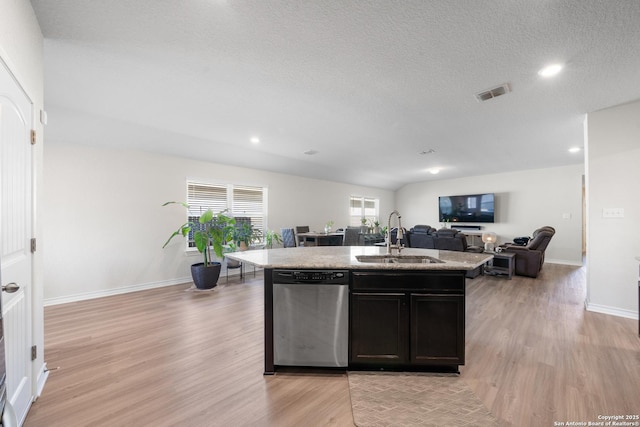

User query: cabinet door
[350,292,408,365]
[410,294,464,366]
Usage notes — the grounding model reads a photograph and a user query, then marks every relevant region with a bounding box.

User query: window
[349,196,379,227]
[187,180,267,247]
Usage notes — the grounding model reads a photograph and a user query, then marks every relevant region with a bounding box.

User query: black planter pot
[190,262,222,289]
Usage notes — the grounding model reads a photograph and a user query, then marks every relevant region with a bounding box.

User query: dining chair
[343,226,363,246]
[281,228,297,248]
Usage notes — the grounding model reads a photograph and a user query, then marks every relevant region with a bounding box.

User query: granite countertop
[225,246,493,271]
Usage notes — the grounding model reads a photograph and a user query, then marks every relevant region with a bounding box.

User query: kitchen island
[225,246,492,374]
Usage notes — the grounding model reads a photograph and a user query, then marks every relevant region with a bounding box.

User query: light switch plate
[602,208,624,218]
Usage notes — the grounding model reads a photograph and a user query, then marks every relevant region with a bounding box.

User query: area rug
[348,372,500,427]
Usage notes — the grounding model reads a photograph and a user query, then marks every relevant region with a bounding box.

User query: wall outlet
[562,213,571,219]
[602,208,624,218]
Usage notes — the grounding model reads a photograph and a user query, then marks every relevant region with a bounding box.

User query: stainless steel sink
[355,255,444,264]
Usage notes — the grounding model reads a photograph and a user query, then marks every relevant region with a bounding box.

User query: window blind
[349,196,379,227]
[232,185,265,235]
[187,182,228,216]
[186,180,266,246]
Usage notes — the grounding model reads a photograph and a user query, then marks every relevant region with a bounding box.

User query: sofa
[344,226,385,246]
[390,227,410,247]
[408,226,483,252]
[408,226,483,278]
[407,225,437,249]
[433,228,483,252]
[501,226,555,278]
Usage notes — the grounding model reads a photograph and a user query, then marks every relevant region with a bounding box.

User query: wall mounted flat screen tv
[438,193,495,223]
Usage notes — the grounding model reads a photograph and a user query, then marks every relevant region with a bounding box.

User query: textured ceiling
[30,0,640,190]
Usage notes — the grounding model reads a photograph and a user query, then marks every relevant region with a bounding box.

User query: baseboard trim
[545,258,583,267]
[585,301,639,320]
[36,363,49,398]
[43,267,258,306]
[44,276,192,306]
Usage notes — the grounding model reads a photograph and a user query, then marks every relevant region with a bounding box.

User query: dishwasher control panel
[273,269,349,284]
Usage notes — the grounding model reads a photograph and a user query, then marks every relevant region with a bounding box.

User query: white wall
[396,165,584,265]
[42,142,395,303]
[0,0,46,398]
[586,99,640,318]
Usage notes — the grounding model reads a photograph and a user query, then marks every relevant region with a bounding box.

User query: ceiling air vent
[475,83,511,102]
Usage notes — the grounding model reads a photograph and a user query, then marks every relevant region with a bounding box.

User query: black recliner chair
[501,226,555,278]
[408,225,436,249]
[433,228,483,253]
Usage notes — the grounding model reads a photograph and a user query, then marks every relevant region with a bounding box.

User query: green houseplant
[324,220,335,234]
[380,226,389,242]
[226,222,262,269]
[163,202,235,289]
[233,222,263,250]
[264,229,283,249]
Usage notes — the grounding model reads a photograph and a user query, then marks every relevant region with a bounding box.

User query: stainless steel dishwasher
[272,270,349,367]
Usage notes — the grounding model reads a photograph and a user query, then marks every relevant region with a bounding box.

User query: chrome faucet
[387,210,404,255]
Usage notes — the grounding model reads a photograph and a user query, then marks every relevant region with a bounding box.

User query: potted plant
[324,220,335,234]
[163,202,235,289]
[224,242,242,268]
[380,226,389,242]
[265,229,283,249]
[360,218,370,234]
[225,222,262,269]
[233,222,263,251]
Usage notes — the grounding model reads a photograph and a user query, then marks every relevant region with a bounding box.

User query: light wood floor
[25,264,639,427]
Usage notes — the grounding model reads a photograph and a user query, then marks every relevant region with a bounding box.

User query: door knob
[2,283,19,293]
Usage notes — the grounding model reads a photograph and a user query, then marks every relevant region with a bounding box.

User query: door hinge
[31,345,37,361]
[31,238,37,253]
[31,129,37,145]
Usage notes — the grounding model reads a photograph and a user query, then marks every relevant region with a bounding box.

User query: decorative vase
[324,225,331,234]
[190,262,222,289]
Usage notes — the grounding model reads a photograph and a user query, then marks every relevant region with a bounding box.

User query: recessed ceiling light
[538,63,563,78]
[568,147,581,153]
[429,168,440,175]
[303,149,318,155]
[250,137,260,144]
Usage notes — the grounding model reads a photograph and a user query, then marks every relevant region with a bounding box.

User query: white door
[0,59,34,425]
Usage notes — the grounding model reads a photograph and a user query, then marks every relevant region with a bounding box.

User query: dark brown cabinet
[411,293,464,365]
[349,270,465,372]
[350,292,408,365]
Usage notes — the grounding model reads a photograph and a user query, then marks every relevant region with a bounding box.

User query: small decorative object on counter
[325,220,334,234]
